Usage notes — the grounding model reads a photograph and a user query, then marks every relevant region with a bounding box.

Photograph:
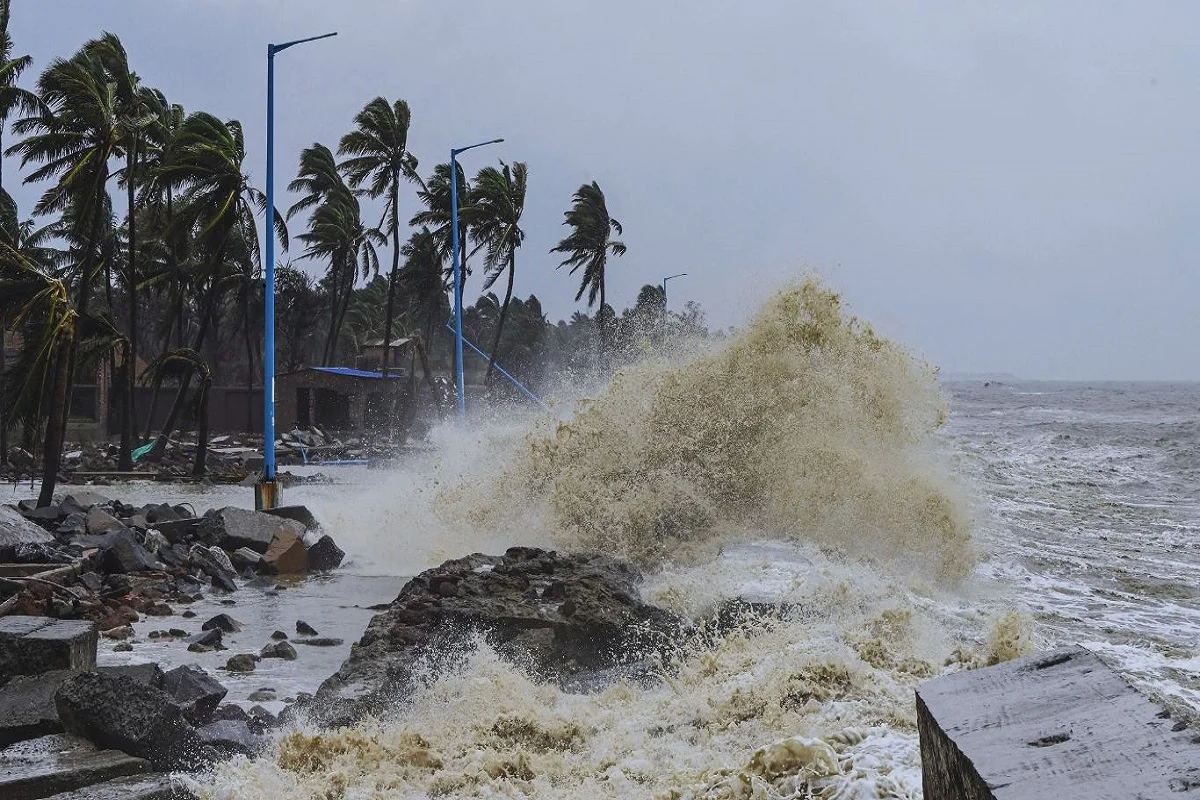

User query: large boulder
[160,665,227,723]
[100,530,163,575]
[307,534,345,571]
[199,507,305,554]
[54,672,205,771]
[0,504,56,560]
[311,547,680,726]
[259,530,308,574]
[0,617,97,683]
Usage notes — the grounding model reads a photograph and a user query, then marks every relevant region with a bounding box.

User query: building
[356,337,413,372]
[274,366,408,433]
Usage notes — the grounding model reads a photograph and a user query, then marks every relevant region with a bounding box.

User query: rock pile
[310,546,681,726]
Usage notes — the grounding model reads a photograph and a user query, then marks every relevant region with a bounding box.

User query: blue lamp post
[257,31,337,512]
[450,138,503,419]
[662,272,688,304]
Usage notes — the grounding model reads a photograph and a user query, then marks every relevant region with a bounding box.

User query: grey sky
[9,1,1200,380]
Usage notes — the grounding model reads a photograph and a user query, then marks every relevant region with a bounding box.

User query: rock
[160,665,227,724]
[54,672,206,771]
[209,704,250,723]
[86,508,126,535]
[0,734,151,799]
[112,643,134,653]
[259,530,308,574]
[100,530,163,575]
[187,545,236,591]
[153,519,200,545]
[294,637,343,647]
[180,610,196,619]
[101,626,133,641]
[204,546,235,575]
[99,664,163,688]
[295,620,318,636]
[260,504,319,531]
[78,572,103,593]
[185,628,222,649]
[11,541,71,564]
[197,719,263,757]
[260,641,297,660]
[307,534,345,571]
[156,543,190,569]
[0,503,57,558]
[230,547,261,571]
[247,688,276,702]
[57,512,89,538]
[225,654,257,673]
[917,645,1200,799]
[0,617,98,682]
[0,669,73,746]
[270,630,288,640]
[312,547,681,726]
[143,530,169,555]
[200,507,305,554]
[60,492,111,516]
[143,504,182,525]
[201,613,242,633]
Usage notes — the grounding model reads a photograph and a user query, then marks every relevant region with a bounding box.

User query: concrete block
[0,733,150,800]
[916,645,1200,799]
[0,504,56,552]
[0,617,98,681]
[39,773,193,800]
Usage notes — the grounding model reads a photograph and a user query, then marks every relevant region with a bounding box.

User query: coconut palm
[286,142,349,220]
[551,181,626,355]
[470,160,527,381]
[338,97,417,375]
[0,0,39,462]
[147,111,286,463]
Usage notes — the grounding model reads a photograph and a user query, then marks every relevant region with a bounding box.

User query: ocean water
[12,282,1197,798]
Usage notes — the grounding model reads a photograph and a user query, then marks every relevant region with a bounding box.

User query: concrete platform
[0,734,150,800]
[916,645,1200,799]
[0,617,97,682]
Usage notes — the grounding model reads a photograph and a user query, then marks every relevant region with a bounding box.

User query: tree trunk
[323,258,341,366]
[149,274,220,459]
[0,308,7,465]
[118,139,138,470]
[598,273,607,366]
[38,325,74,508]
[381,176,401,376]
[486,255,515,383]
[192,377,210,477]
[242,305,255,432]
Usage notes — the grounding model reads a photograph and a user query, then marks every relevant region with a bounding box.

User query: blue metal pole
[450,149,465,420]
[445,322,549,412]
[259,45,278,508]
[257,32,335,510]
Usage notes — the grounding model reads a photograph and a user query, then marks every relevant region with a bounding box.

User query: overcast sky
[9,2,1200,380]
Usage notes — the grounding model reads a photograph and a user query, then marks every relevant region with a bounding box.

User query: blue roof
[310,366,405,380]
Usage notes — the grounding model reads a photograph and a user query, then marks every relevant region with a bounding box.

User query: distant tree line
[0,4,711,505]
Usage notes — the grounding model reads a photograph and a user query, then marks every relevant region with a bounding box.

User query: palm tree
[8,34,124,481]
[339,97,417,376]
[470,161,527,381]
[148,111,286,465]
[299,192,383,365]
[286,142,349,220]
[551,181,626,357]
[0,0,39,464]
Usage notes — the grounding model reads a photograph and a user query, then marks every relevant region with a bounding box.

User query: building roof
[363,337,413,348]
[306,366,407,380]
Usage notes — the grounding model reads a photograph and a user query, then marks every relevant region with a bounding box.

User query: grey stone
[224,654,257,673]
[296,620,318,635]
[270,630,288,640]
[85,508,126,536]
[78,572,103,592]
[156,543,190,570]
[55,672,205,771]
[185,628,222,649]
[916,645,1200,799]
[307,534,345,571]
[187,545,236,591]
[0,733,150,800]
[260,641,297,660]
[60,492,112,516]
[21,504,64,522]
[57,512,89,538]
[39,772,194,800]
[0,504,57,555]
[294,637,343,647]
[230,547,261,571]
[260,504,319,531]
[142,504,182,525]
[0,617,97,681]
[200,506,305,554]
[201,613,242,633]
[247,688,276,702]
[197,719,263,757]
[160,665,227,723]
[153,519,199,545]
[100,530,162,575]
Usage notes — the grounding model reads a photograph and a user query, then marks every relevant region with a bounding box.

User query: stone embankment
[0,490,348,799]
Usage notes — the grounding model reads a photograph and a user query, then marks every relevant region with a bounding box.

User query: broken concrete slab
[0,733,150,800]
[916,645,1200,799]
[261,504,319,531]
[200,506,305,554]
[0,617,97,682]
[259,530,308,574]
[1,504,57,554]
[39,772,193,800]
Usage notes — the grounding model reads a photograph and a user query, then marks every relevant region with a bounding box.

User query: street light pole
[661,273,688,336]
[450,137,503,420]
[258,31,336,512]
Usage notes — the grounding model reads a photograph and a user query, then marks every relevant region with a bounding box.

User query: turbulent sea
[153,283,1197,799]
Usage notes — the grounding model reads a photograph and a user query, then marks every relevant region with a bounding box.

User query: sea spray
[198,280,1015,799]
[457,279,972,580]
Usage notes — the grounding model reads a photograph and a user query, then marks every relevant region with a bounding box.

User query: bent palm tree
[339,97,417,375]
[471,161,527,381]
[551,181,626,357]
